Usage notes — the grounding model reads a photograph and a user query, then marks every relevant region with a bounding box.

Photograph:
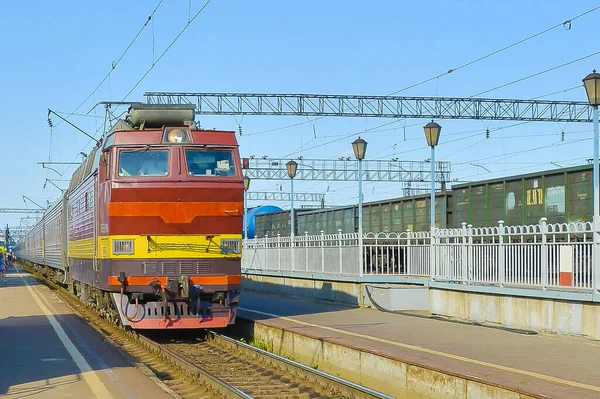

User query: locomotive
[16,104,243,329]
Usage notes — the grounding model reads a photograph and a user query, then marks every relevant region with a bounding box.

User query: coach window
[186,150,236,176]
[118,150,169,177]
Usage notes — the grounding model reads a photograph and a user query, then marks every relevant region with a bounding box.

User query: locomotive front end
[97,104,243,329]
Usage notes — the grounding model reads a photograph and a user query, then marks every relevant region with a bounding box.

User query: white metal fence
[242,218,597,291]
[242,231,360,275]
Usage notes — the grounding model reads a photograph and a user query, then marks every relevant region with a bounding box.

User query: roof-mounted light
[163,127,191,144]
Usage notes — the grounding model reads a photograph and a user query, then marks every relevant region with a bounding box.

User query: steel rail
[208,330,394,399]
[136,334,253,399]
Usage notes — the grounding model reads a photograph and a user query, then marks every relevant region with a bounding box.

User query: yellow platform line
[239,307,600,393]
[15,265,114,399]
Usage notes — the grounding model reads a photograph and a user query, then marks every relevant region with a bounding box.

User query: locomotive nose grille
[142,260,213,275]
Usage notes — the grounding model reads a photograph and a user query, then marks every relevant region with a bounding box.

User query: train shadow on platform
[0,313,132,396]
[0,267,133,396]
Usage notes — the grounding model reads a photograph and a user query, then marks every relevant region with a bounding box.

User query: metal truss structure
[144,92,592,123]
[247,191,325,202]
[6,226,29,239]
[0,208,45,214]
[243,158,451,184]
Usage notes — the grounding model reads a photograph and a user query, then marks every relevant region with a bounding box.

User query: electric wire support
[144,92,592,123]
[243,157,451,184]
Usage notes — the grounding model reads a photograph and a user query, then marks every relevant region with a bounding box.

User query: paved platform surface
[0,266,174,399]
[239,291,600,399]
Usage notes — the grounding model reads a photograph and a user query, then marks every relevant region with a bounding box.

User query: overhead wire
[61,1,212,179]
[246,5,599,140]
[387,5,600,96]
[121,0,212,101]
[46,0,165,188]
[454,136,591,168]
[470,50,600,97]
[62,0,164,121]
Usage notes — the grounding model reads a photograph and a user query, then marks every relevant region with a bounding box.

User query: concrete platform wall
[430,289,600,340]
[238,319,537,399]
[242,274,364,306]
[242,274,430,310]
[243,273,600,339]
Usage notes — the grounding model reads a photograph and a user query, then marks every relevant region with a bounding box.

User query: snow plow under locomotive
[16,104,243,330]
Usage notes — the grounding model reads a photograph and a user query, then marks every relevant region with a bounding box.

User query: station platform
[0,266,174,399]
[238,291,600,399]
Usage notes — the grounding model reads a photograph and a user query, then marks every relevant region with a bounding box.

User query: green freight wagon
[253,210,292,237]
[253,164,595,236]
[254,192,452,236]
[363,193,452,233]
[451,164,593,227]
[296,206,355,235]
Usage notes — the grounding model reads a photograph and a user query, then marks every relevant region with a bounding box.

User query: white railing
[243,218,597,291]
[242,231,360,275]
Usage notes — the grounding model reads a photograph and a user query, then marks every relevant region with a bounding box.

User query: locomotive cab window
[186,150,235,177]
[118,150,169,177]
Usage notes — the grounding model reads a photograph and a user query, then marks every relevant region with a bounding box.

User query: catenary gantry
[144,92,592,123]
[243,158,451,183]
[247,192,326,202]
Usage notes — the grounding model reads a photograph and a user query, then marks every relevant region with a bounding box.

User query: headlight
[168,129,185,143]
[164,128,190,143]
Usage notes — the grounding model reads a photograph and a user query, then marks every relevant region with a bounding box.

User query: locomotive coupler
[149,278,162,295]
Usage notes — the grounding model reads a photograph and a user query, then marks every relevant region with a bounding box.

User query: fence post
[540,218,548,289]
[338,229,343,275]
[265,234,270,271]
[594,218,600,292]
[305,231,309,272]
[406,229,412,275]
[467,224,473,283]
[498,220,505,287]
[429,228,435,280]
[461,222,468,284]
[359,228,364,278]
[321,230,325,274]
[288,232,295,273]
[277,234,281,272]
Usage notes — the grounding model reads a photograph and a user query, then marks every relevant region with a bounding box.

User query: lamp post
[424,121,441,278]
[243,176,250,240]
[352,137,367,276]
[286,160,298,237]
[583,70,600,290]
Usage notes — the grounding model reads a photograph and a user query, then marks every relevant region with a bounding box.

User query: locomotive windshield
[186,150,236,177]
[119,150,169,176]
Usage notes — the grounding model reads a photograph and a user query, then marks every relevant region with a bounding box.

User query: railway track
[21,263,391,399]
[142,330,392,399]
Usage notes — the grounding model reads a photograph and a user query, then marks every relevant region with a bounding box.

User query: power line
[457,137,590,166]
[47,0,165,187]
[531,85,580,99]
[471,50,600,97]
[60,1,212,182]
[281,119,400,158]
[245,6,599,140]
[64,0,164,120]
[388,5,600,96]
[121,0,212,101]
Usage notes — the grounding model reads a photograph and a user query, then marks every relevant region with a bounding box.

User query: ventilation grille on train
[113,239,134,255]
[142,260,213,275]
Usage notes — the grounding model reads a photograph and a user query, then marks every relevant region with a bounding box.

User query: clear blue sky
[1,0,599,228]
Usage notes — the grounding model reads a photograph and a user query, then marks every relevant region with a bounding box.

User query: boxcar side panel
[545,174,566,224]
[567,169,592,223]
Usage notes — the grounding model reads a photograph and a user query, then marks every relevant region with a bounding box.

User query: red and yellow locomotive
[18,104,243,329]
